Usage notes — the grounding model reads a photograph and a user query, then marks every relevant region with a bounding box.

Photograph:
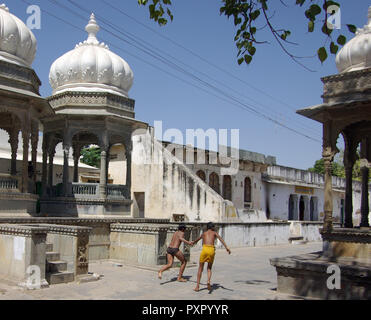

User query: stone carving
[76,234,89,275]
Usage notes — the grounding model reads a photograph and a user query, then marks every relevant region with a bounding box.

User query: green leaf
[248,46,256,56]
[308,21,314,32]
[347,24,357,34]
[321,23,332,36]
[296,0,306,6]
[337,35,346,46]
[244,54,252,64]
[238,57,244,65]
[309,4,321,16]
[330,42,339,54]
[318,47,328,63]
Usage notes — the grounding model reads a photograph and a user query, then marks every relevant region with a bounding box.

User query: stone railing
[106,185,130,199]
[49,183,129,200]
[0,174,20,192]
[265,165,363,191]
[71,183,99,197]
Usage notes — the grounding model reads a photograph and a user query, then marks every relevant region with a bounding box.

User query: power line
[21,0,321,143]
[100,0,316,115]
[62,0,321,141]
[96,0,321,136]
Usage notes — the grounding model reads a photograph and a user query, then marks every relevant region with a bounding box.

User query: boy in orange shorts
[191,222,231,292]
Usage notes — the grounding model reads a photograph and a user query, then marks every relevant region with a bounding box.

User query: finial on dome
[0,4,9,12]
[85,13,100,44]
[368,6,371,24]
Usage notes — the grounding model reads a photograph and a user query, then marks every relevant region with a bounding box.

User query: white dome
[336,6,371,73]
[49,14,133,97]
[0,4,37,67]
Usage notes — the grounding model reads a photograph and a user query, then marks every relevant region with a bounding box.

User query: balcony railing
[48,183,130,200]
[72,183,98,197]
[0,175,20,192]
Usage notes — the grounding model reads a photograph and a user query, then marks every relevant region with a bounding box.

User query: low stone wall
[177,222,291,249]
[0,217,169,262]
[0,193,38,216]
[0,224,48,287]
[289,221,327,242]
[40,198,132,217]
[110,223,169,265]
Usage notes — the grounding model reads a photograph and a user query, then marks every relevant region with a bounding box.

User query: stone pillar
[41,134,49,197]
[322,122,337,233]
[62,142,71,196]
[8,127,19,176]
[72,144,81,183]
[99,150,107,198]
[21,128,30,193]
[125,141,132,195]
[47,146,56,192]
[30,122,39,192]
[360,139,370,228]
[343,133,357,228]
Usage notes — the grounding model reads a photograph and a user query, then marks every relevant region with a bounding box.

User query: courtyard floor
[0,242,323,300]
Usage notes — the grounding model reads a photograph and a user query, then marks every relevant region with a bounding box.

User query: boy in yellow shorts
[191,222,231,292]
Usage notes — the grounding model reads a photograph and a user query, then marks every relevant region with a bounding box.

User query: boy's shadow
[208,283,234,294]
[159,275,192,285]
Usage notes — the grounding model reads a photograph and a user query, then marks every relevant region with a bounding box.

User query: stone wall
[131,128,237,222]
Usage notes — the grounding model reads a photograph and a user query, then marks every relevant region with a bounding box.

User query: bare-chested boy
[191,222,231,292]
[158,224,193,282]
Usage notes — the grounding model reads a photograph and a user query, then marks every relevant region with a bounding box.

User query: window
[223,175,232,201]
[244,177,252,203]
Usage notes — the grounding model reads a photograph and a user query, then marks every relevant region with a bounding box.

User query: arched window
[196,170,206,182]
[223,175,232,201]
[209,172,220,194]
[244,177,252,203]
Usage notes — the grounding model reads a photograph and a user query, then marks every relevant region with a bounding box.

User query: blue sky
[9,0,370,169]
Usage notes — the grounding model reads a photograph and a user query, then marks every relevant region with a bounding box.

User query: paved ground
[0,242,322,300]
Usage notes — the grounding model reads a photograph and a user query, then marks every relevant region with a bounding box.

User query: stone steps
[46,272,74,285]
[46,260,67,273]
[46,251,60,262]
[45,243,74,285]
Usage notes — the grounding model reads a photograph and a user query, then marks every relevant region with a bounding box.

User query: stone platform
[270,227,371,300]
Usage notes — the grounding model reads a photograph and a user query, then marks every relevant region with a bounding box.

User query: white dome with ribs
[0,4,37,67]
[336,6,371,73]
[49,14,133,97]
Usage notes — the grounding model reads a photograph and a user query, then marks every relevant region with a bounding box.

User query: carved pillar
[72,144,82,183]
[322,121,337,233]
[99,150,107,198]
[41,134,49,197]
[99,131,109,198]
[21,128,30,193]
[8,127,19,176]
[30,121,39,192]
[47,145,56,193]
[343,132,357,228]
[62,142,71,196]
[360,138,370,228]
[125,139,132,196]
